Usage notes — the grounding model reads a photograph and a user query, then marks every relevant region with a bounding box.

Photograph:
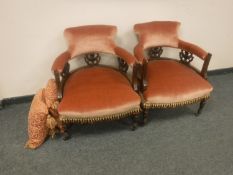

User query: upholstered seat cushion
[58,66,141,122]
[143,60,213,108]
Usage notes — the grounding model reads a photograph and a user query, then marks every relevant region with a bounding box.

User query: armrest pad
[114,47,137,67]
[134,44,146,64]
[178,40,208,60]
[51,51,71,72]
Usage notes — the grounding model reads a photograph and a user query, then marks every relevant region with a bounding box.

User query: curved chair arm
[51,51,71,73]
[200,53,211,79]
[114,47,140,92]
[133,44,148,91]
[114,47,138,67]
[178,40,212,79]
[51,51,71,100]
[114,47,142,92]
[178,40,208,60]
[134,44,147,64]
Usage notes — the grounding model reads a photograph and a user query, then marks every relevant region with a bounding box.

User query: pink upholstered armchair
[134,21,213,124]
[52,25,141,139]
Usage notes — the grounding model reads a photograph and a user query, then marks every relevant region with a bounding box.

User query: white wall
[0,0,233,99]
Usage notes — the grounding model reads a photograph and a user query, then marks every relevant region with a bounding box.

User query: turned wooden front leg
[195,99,207,116]
[129,115,138,131]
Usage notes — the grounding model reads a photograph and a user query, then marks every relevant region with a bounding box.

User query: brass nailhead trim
[60,107,141,124]
[143,95,210,109]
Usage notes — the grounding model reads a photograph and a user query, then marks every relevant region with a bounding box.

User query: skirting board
[0,95,34,109]
[208,67,233,76]
[0,67,232,109]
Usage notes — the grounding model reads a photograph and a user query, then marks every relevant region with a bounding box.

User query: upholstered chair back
[64,25,117,58]
[134,21,181,49]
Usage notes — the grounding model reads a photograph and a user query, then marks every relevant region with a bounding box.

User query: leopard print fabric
[25,89,48,149]
[44,79,57,108]
[25,79,60,149]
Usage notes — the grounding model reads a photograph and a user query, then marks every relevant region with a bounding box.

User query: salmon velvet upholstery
[58,67,141,122]
[52,25,137,73]
[134,21,180,49]
[51,51,71,73]
[134,44,147,64]
[114,46,138,66]
[64,25,117,57]
[143,60,213,107]
[134,21,208,60]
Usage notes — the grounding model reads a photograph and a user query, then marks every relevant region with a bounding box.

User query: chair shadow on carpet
[60,104,200,138]
[65,117,136,138]
[148,104,199,122]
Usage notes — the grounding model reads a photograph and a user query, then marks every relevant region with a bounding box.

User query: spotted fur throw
[25,89,48,149]
[44,79,57,108]
[46,101,64,138]
[44,79,64,138]
[25,79,61,149]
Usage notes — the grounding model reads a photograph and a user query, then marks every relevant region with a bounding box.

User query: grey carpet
[0,73,233,175]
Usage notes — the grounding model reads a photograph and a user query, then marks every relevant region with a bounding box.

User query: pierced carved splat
[179,50,194,64]
[84,53,101,66]
[148,47,163,59]
[118,57,128,73]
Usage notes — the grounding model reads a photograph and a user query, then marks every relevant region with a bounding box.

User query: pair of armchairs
[51,21,213,139]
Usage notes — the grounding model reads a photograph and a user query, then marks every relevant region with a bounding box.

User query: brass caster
[138,110,148,126]
[130,123,137,131]
[195,112,200,117]
[129,116,138,131]
[142,116,148,125]
[62,132,71,141]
